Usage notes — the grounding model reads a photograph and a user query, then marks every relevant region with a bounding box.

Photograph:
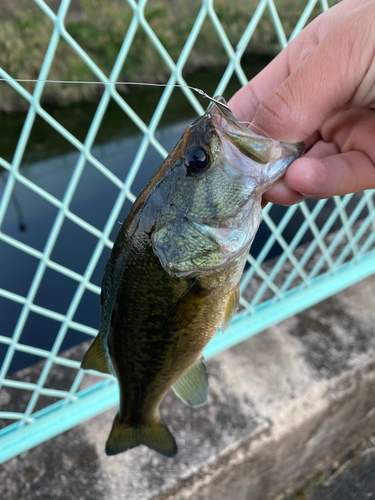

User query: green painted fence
[1,0,375,463]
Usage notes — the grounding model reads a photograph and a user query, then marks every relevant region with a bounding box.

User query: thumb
[252,7,374,143]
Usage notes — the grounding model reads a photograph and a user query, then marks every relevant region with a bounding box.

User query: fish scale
[81,96,304,457]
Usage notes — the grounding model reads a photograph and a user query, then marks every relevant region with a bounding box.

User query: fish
[81,96,304,458]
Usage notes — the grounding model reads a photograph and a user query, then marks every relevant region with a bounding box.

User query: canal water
[0,57,327,373]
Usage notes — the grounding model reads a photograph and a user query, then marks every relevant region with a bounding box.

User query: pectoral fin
[172,358,209,408]
[162,279,211,334]
[221,284,240,333]
[81,335,111,374]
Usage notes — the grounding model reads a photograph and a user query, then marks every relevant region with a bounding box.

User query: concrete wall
[1,274,375,499]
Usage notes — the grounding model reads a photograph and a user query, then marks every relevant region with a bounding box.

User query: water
[0,121,194,373]
[0,57,327,374]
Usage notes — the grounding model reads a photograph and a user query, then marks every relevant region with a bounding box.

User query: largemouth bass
[81,96,304,457]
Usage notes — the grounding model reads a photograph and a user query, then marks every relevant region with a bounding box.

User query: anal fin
[172,358,209,408]
[81,334,111,374]
[105,415,178,458]
[221,284,240,333]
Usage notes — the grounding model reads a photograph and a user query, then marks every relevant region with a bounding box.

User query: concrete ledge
[1,275,375,499]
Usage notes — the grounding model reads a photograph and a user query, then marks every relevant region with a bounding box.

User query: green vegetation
[290,473,326,500]
[0,0,336,113]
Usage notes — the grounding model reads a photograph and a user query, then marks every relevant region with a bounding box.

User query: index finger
[227,8,325,122]
[228,48,293,122]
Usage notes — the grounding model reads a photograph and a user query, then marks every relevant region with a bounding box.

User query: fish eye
[185,147,210,174]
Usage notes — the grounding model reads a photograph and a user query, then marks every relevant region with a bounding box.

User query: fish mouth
[208,97,305,166]
[209,98,305,151]
[208,97,249,135]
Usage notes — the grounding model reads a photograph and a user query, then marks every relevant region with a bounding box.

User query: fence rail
[1,0,374,463]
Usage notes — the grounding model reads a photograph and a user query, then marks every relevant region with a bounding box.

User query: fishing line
[0,77,231,111]
[1,77,275,136]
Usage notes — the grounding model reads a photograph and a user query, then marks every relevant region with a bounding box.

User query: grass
[0,0,336,113]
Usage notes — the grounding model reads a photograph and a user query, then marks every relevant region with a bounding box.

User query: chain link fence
[1,0,375,463]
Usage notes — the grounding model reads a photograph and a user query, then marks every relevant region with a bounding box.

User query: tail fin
[105,415,178,458]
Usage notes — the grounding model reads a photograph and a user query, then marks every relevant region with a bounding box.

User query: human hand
[229,0,375,206]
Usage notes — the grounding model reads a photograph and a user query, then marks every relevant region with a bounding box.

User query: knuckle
[255,81,301,140]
